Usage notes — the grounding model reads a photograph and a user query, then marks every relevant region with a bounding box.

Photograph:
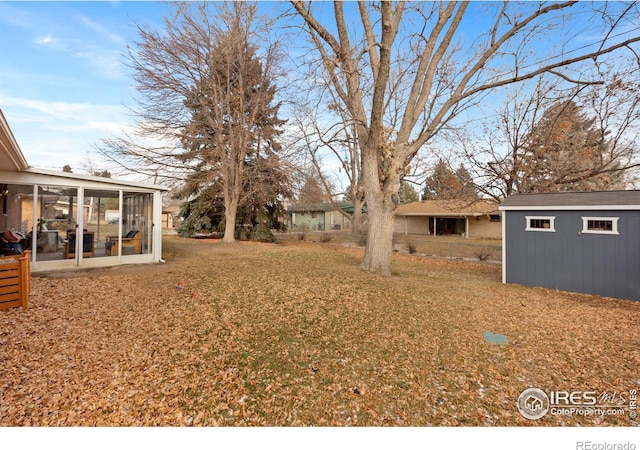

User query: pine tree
[177,4,287,242]
[399,181,419,203]
[455,165,478,200]
[521,100,621,192]
[423,161,478,200]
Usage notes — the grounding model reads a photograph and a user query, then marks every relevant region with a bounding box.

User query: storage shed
[499,190,640,301]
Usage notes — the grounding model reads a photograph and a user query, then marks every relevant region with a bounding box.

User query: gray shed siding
[504,209,640,301]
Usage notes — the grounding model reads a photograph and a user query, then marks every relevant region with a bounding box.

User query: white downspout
[501,210,506,283]
[76,187,84,267]
[153,190,163,262]
[31,184,37,265]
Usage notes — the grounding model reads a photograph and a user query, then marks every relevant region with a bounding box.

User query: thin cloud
[79,15,125,45]
[73,47,125,80]
[0,94,134,170]
[0,3,41,29]
[5,4,127,80]
[0,93,126,126]
[34,33,66,50]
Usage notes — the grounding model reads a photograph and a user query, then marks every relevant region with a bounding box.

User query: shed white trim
[525,215,556,232]
[501,209,506,283]
[580,216,619,235]
[500,205,640,211]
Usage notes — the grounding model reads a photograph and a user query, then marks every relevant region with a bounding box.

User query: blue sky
[1,1,637,182]
[0,1,174,172]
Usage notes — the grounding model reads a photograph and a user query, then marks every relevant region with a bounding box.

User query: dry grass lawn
[1,236,638,426]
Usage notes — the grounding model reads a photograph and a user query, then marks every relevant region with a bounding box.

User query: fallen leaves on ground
[0,237,638,426]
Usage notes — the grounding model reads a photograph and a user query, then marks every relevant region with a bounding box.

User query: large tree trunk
[359,152,400,276]
[222,196,238,244]
[360,197,395,276]
[351,195,365,235]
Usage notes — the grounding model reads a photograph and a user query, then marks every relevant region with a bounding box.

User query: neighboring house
[288,202,356,231]
[162,206,180,230]
[161,197,182,231]
[394,199,502,238]
[0,109,167,272]
[499,190,640,301]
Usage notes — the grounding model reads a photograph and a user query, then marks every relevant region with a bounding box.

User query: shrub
[251,224,277,243]
[406,242,417,254]
[319,233,333,243]
[297,224,309,241]
[475,247,492,261]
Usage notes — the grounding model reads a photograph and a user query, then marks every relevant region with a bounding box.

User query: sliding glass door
[0,182,156,267]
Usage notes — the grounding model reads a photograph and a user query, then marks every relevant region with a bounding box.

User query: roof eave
[396,212,496,217]
[23,167,168,191]
[0,109,29,171]
[500,204,640,211]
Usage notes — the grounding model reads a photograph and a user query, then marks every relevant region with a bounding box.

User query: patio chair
[64,230,95,259]
[105,230,141,256]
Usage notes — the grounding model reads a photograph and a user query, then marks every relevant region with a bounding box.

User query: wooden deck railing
[0,250,30,310]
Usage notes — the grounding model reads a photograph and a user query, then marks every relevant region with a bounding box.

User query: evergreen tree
[177,3,287,242]
[399,181,419,203]
[423,161,478,200]
[455,165,478,200]
[521,100,622,192]
[178,153,290,240]
[423,160,462,200]
[91,169,112,178]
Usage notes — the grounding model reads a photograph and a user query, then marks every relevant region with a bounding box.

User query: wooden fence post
[20,250,30,309]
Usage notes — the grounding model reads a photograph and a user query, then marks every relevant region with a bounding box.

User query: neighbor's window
[581,217,619,235]
[525,216,556,232]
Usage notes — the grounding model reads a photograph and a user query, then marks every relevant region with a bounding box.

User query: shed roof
[395,199,500,216]
[500,190,640,210]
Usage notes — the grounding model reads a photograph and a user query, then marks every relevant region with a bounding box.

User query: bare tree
[466,71,640,199]
[297,169,333,204]
[99,2,286,243]
[291,105,366,234]
[463,77,561,199]
[292,1,640,275]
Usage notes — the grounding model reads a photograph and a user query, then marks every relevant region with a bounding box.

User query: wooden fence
[0,250,30,310]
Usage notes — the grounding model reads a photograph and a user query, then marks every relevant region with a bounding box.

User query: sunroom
[1,110,166,272]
